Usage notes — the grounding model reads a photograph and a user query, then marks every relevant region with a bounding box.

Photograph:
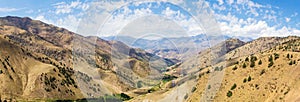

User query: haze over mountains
[0,16,299,102]
[103,35,252,60]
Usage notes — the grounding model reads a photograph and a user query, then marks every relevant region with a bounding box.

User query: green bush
[247,76,252,82]
[269,55,273,62]
[242,63,247,68]
[268,61,274,68]
[243,78,247,83]
[289,60,293,65]
[258,60,262,65]
[232,66,238,70]
[227,91,233,97]
[250,56,257,62]
[191,87,197,92]
[274,53,279,60]
[245,57,249,62]
[114,93,132,101]
[231,83,237,90]
[260,69,265,75]
[250,61,255,68]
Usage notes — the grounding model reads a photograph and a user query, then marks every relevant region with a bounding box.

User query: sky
[0,0,299,39]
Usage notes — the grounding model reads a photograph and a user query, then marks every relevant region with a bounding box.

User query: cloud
[285,17,291,22]
[217,0,224,5]
[53,1,89,14]
[35,0,299,39]
[227,0,234,5]
[0,7,20,12]
[216,12,300,38]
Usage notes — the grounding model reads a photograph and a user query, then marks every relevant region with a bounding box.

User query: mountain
[0,16,176,101]
[186,36,300,101]
[1,16,299,102]
[103,34,250,61]
[126,35,300,101]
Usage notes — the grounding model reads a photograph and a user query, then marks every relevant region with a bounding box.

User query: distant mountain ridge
[103,35,252,60]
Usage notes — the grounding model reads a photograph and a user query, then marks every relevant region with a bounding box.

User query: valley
[0,16,299,102]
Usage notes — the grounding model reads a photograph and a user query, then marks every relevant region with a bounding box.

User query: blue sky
[0,0,299,38]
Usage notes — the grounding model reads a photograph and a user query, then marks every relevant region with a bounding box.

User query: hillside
[0,16,176,101]
[187,36,300,101]
[125,36,300,102]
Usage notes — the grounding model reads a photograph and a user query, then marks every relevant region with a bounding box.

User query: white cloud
[217,0,224,5]
[0,7,20,12]
[291,12,298,17]
[285,17,291,22]
[53,1,89,14]
[213,3,226,11]
[227,0,234,5]
[217,12,300,38]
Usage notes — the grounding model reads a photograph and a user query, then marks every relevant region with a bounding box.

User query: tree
[232,66,238,70]
[258,60,262,65]
[250,56,257,62]
[260,69,265,75]
[247,76,252,82]
[250,61,255,68]
[242,63,247,68]
[274,53,280,60]
[231,83,237,90]
[289,60,293,65]
[227,91,233,97]
[269,55,273,62]
[245,57,249,62]
[243,78,247,83]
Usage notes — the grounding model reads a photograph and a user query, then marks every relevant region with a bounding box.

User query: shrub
[250,56,257,62]
[250,61,255,68]
[207,85,211,89]
[247,76,252,82]
[268,61,274,68]
[245,57,249,62]
[289,60,293,65]
[243,78,247,83]
[269,55,273,62]
[274,53,280,60]
[0,69,2,74]
[258,60,262,65]
[287,54,290,59]
[119,93,131,101]
[242,63,247,68]
[260,69,265,75]
[232,66,238,70]
[227,91,233,97]
[231,83,237,90]
[191,87,197,92]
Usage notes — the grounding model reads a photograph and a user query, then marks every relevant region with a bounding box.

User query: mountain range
[103,35,252,60]
[0,16,299,102]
